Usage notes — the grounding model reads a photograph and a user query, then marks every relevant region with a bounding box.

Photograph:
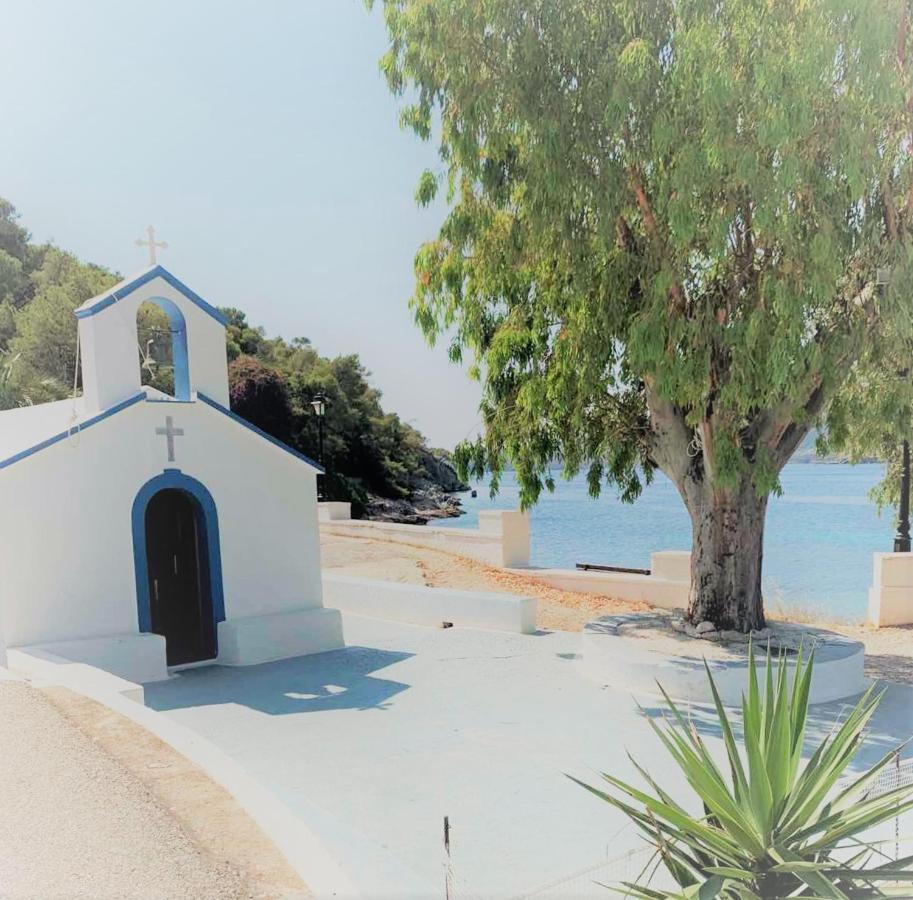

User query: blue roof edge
[0,392,146,470]
[0,390,324,476]
[196,393,325,473]
[75,266,229,327]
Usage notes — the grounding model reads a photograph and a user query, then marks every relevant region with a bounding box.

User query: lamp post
[310,393,327,500]
[877,268,910,552]
[896,439,911,553]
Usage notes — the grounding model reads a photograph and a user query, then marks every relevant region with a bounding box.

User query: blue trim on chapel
[0,389,324,473]
[75,265,229,327]
[0,391,146,470]
[131,469,226,635]
[197,392,325,472]
[146,296,191,401]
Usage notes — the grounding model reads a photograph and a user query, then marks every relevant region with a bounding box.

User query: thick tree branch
[624,126,686,316]
[644,376,695,485]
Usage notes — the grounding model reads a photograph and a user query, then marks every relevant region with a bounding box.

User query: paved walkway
[321,533,913,683]
[144,615,913,898]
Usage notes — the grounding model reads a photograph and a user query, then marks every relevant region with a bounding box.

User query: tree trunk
[682,480,768,632]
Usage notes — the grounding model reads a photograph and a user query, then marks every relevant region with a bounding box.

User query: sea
[436,463,893,622]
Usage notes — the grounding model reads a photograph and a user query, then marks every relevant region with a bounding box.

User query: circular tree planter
[579,613,867,705]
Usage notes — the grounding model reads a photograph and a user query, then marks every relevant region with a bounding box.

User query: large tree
[373,0,913,630]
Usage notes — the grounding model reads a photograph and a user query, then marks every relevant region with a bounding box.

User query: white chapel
[0,265,344,683]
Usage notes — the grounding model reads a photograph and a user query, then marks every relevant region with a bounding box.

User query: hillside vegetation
[0,199,463,518]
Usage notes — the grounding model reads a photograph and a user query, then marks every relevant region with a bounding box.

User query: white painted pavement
[143,615,913,898]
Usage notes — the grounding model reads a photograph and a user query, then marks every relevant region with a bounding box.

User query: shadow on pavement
[143,645,414,715]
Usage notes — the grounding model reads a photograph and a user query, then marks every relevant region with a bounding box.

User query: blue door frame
[132,469,226,638]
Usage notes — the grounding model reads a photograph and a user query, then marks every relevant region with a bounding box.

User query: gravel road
[0,678,301,900]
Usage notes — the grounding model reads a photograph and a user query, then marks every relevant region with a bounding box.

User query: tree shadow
[635,680,913,775]
[865,654,913,686]
[143,645,413,715]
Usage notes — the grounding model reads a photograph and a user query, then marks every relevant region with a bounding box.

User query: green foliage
[0,197,443,512]
[228,355,294,443]
[576,646,913,897]
[223,309,427,498]
[0,201,119,407]
[372,0,913,623]
[136,301,175,395]
[221,313,439,504]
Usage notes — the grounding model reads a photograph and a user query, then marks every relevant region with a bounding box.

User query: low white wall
[579,620,867,706]
[217,607,344,666]
[9,632,168,685]
[7,645,151,703]
[322,573,537,634]
[650,550,691,582]
[521,551,692,610]
[869,553,913,627]
[527,568,688,610]
[321,509,530,569]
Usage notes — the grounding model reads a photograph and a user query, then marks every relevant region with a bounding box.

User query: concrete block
[523,567,688,611]
[873,552,913,588]
[320,510,530,569]
[217,607,345,666]
[317,501,352,522]
[868,584,913,627]
[477,510,531,567]
[650,550,691,583]
[322,574,537,634]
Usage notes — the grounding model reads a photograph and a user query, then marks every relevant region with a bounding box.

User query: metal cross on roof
[155,415,184,462]
[135,225,168,266]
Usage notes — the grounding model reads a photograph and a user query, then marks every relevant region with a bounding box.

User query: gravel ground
[320,532,650,631]
[0,678,304,900]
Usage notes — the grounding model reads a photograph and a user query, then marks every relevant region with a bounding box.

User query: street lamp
[310,393,327,500]
[896,440,911,553]
[877,268,910,552]
[893,364,911,554]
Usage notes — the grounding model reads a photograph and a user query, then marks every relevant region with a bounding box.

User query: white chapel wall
[0,399,323,649]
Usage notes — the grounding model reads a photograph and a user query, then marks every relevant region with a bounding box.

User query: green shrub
[576,645,913,897]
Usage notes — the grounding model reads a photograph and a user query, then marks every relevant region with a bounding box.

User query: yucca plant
[576,645,913,897]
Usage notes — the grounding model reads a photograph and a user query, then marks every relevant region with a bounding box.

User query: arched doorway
[145,489,214,665]
[132,471,225,667]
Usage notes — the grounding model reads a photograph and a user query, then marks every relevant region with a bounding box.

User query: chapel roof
[75,265,228,326]
[0,390,323,474]
[1,265,319,473]
[0,396,87,463]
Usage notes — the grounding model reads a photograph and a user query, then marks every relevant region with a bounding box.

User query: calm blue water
[437,463,892,621]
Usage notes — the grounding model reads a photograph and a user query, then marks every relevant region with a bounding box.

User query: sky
[0,0,482,449]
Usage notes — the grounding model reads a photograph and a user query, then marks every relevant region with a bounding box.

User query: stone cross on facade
[135,225,168,266]
[155,415,184,462]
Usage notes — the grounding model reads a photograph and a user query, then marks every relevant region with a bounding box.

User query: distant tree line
[0,198,435,513]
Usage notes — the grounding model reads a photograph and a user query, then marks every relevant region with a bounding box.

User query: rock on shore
[364,449,469,525]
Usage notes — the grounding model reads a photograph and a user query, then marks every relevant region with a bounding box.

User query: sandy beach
[321,532,913,685]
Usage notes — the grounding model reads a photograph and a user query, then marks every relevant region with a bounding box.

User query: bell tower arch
[75,266,230,413]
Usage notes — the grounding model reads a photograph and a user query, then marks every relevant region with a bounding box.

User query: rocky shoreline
[363,448,470,525]
[364,487,466,525]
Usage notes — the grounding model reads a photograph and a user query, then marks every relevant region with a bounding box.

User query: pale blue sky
[0,0,482,448]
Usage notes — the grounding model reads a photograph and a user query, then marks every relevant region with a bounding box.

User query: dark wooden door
[145,488,215,666]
